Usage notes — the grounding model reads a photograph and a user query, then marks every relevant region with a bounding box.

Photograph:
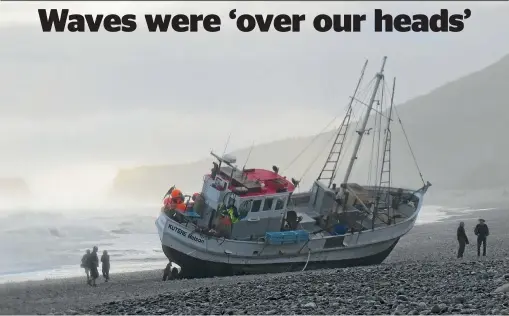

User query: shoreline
[0,259,169,285]
[0,205,495,285]
[1,207,507,314]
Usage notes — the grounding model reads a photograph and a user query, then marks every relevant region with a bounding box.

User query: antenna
[222,132,231,156]
[242,141,255,171]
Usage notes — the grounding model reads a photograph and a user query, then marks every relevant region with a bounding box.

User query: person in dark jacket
[162,262,180,281]
[474,219,489,256]
[81,249,91,284]
[88,246,100,286]
[457,222,469,258]
[101,250,110,282]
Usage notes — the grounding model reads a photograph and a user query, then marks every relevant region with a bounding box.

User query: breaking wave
[0,209,167,281]
[415,205,496,225]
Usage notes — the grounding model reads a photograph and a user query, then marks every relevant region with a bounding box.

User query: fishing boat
[155,56,431,278]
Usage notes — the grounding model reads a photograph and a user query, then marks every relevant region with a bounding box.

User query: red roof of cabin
[238,169,295,197]
[208,168,295,197]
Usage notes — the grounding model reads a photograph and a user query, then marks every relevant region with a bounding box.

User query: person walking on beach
[474,219,490,257]
[101,250,110,282]
[88,246,100,286]
[457,222,469,258]
[81,249,91,284]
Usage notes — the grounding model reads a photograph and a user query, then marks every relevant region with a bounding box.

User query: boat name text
[167,223,205,243]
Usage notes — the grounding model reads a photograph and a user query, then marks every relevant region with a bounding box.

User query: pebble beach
[1,207,509,315]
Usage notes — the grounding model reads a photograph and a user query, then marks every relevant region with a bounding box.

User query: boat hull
[156,190,425,279]
[162,237,399,278]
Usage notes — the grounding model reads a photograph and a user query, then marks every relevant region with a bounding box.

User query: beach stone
[397,295,409,301]
[430,305,441,314]
[417,302,428,310]
[454,296,465,304]
[494,283,509,293]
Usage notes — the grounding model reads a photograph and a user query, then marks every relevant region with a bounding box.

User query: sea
[0,204,494,284]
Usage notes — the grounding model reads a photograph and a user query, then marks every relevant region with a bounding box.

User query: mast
[342,56,387,186]
[317,59,368,188]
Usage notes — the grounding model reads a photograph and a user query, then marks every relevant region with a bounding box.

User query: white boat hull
[155,191,424,278]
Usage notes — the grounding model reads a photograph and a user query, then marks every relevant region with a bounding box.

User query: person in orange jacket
[174,201,187,212]
[169,189,187,212]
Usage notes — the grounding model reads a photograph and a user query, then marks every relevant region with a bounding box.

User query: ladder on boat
[378,128,392,200]
[317,59,368,189]
[317,105,354,188]
[375,77,396,221]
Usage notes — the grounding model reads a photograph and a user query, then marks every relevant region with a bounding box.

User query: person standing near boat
[101,250,110,282]
[88,246,100,286]
[474,219,489,257]
[456,222,469,258]
[81,249,91,284]
[162,262,180,281]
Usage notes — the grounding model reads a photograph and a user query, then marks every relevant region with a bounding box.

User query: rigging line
[299,128,339,182]
[319,74,379,185]
[283,76,377,174]
[344,106,373,183]
[374,79,385,187]
[335,106,359,170]
[374,79,394,197]
[367,107,377,185]
[377,79,396,183]
[369,79,386,185]
[281,114,339,174]
[366,77,383,185]
[302,249,311,272]
[335,80,375,172]
[350,78,378,174]
[393,105,426,186]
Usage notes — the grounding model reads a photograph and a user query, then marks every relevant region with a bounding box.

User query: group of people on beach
[456,218,490,258]
[80,246,110,286]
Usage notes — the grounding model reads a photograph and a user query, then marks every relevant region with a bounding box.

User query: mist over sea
[0,206,168,284]
[0,204,494,284]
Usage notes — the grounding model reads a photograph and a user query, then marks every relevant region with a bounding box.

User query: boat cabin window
[275,198,285,210]
[251,200,262,212]
[263,198,274,211]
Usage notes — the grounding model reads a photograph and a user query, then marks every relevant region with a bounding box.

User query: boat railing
[344,185,372,217]
[345,185,404,228]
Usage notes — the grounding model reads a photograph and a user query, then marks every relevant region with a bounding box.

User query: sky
[0,1,508,205]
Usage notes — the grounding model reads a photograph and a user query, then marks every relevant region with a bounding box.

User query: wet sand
[1,207,508,315]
